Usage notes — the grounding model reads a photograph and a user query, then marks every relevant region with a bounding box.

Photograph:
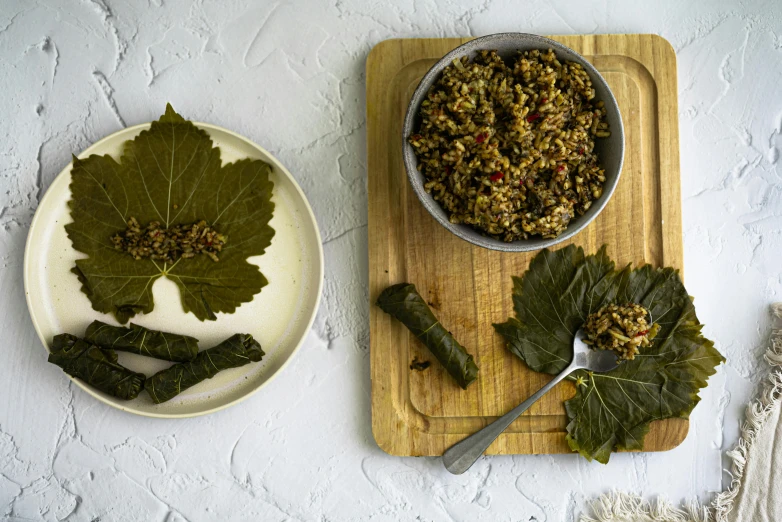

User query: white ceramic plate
[24,123,323,418]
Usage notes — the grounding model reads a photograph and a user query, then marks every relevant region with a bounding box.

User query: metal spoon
[442,327,620,475]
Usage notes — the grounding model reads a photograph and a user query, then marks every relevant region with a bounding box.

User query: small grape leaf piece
[66,104,275,323]
[493,245,724,464]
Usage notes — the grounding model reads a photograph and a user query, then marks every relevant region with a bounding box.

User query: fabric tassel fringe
[711,302,782,521]
[580,490,710,522]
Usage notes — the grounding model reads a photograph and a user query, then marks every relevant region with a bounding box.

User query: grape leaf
[66,104,275,322]
[493,245,724,463]
[493,246,618,374]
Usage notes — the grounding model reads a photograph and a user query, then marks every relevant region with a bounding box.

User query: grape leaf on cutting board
[493,245,724,463]
[67,104,275,323]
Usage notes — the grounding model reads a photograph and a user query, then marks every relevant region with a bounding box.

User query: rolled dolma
[145,333,264,404]
[376,283,479,389]
[53,333,119,363]
[49,334,145,400]
[84,320,199,362]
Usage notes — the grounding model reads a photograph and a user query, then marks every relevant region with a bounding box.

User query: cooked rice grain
[409,49,611,241]
[582,303,659,361]
[112,217,226,263]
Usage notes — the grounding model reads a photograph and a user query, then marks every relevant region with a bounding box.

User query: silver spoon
[442,327,620,475]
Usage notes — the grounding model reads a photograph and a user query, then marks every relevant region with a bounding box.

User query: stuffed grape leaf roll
[376,283,479,390]
[49,334,145,400]
[84,320,199,362]
[145,333,264,404]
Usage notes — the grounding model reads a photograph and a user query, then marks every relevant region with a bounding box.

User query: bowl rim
[401,32,625,252]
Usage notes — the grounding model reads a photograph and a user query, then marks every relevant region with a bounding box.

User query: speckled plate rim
[23,122,324,419]
[401,32,625,252]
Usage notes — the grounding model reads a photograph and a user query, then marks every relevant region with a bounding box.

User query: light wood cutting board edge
[367,34,685,457]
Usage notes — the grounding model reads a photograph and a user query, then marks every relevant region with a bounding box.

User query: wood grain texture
[367,34,684,457]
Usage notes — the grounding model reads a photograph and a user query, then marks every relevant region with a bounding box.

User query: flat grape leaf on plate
[66,104,275,323]
[493,245,724,463]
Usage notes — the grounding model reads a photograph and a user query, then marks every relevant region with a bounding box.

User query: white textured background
[1,0,781,520]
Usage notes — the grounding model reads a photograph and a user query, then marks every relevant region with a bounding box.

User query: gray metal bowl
[402,33,625,252]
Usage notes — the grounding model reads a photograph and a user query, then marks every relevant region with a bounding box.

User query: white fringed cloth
[581,303,782,522]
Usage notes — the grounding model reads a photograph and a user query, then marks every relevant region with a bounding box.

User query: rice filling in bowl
[408,49,611,241]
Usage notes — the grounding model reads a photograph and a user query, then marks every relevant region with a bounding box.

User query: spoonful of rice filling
[582,303,660,361]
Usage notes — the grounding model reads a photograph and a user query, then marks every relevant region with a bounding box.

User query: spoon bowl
[571,328,622,373]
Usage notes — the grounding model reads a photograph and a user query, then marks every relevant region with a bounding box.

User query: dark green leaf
[84,320,199,362]
[493,245,724,463]
[49,334,145,400]
[493,245,617,374]
[145,333,264,404]
[376,283,479,390]
[66,104,275,323]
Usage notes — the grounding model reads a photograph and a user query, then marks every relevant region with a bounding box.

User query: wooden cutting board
[367,34,684,456]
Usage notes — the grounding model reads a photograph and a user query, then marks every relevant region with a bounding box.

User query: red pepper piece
[527,113,541,123]
[476,132,487,143]
[557,165,565,172]
[490,171,504,181]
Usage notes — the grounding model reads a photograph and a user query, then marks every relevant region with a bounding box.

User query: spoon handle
[443,366,574,474]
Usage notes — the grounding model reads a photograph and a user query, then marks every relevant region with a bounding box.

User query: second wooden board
[368,34,684,456]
